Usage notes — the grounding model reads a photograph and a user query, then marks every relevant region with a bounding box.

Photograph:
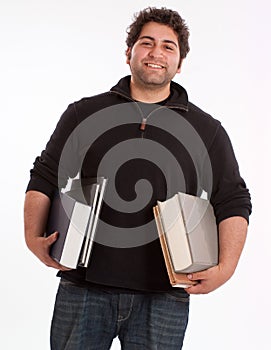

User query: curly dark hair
[126,7,190,59]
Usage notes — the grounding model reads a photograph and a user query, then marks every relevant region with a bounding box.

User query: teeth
[147,63,163,69]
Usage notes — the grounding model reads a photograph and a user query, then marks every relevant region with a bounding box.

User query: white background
[1,0,270,349]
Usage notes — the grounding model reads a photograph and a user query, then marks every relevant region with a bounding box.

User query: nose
[148,44,164,58]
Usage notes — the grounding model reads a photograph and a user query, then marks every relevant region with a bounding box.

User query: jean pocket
[58,278,87,296]
[60,278,77,286]
[164,290,190,303]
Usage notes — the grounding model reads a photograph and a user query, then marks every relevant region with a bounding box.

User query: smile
[145,63,165,69]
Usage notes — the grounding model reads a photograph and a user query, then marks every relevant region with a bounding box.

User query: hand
[26,232,71,271]
[184,264,234,294]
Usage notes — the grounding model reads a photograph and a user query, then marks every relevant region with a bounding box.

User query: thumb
[46,231,59,245]
[187,270,206,281]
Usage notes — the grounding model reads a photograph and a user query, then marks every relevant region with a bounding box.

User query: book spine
[79,184,100,266]
[153,206,177,285]
[153,206,196,288]
[84,178,108,267]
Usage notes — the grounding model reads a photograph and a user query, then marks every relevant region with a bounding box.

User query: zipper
[110,90,189,135]
[111,90,145,136]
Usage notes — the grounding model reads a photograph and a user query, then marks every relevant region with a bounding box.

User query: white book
[156,192,218,274]
[46,192,92,269]
[58,200,92,268]
[46,177,107,269]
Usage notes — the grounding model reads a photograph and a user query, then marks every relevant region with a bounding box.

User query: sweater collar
[110,75,189,112]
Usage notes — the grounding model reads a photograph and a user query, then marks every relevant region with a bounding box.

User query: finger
[43,234,71,271]
[52,262,71,271]
[44,256,71,271]
[46,231,59,246]
[187,270,208,281]
[185,283,208,295]
[59,264,72,271]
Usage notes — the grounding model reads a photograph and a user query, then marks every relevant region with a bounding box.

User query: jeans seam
[117,294,134,322]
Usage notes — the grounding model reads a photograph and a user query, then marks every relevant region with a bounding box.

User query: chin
[144,78,170,87]
[140,74,169,85]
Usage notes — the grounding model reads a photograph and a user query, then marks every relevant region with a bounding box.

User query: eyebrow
[138,35,178,48]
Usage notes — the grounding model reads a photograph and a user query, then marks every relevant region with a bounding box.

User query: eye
[165,45,174,51]
[142,41,152,46]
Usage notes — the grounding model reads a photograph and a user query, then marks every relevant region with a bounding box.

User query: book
[153,192,218,287]
[153,205,196,288]
[66,177,107,267]
[46,177,107,269]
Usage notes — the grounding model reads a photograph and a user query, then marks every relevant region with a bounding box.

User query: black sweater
[27,76,252,292]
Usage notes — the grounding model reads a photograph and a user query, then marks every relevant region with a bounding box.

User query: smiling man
[24,7,251,350]
[127,21,182,101]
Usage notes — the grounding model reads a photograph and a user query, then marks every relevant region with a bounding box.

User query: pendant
[140,118,147,131]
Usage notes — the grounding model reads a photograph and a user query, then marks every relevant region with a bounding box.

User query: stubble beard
[130,64,174,90]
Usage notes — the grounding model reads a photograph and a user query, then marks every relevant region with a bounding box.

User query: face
[126,22,182,89]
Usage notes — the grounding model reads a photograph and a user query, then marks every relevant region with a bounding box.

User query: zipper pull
[140,117,147,131]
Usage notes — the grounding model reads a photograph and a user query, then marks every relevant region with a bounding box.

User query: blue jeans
[50,279,190,350]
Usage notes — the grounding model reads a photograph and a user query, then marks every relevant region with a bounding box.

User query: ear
[177,58,184,74]
[126,47,131,64]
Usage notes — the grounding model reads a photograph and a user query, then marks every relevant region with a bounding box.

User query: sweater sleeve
[203,124,252,224]
[26,103,79,199]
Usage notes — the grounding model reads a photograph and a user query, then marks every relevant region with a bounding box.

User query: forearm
[24,190,51,247]
[186,216,248,294]
[218,216,248,275]
[24,190,68,270]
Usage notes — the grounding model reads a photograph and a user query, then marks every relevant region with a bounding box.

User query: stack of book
[153,192,218,288]
[46,177,107,269]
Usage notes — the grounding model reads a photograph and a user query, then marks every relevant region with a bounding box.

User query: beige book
[153,206,196,288]
[153,192,218,286]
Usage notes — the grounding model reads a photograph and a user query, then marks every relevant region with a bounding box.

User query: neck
[130,78,171,103]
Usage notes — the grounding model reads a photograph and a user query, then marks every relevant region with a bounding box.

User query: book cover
[153,205,196,288]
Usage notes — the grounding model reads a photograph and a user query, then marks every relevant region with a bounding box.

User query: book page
[158,195,192,272]
[153,206,195,288]
[60,202,91,268]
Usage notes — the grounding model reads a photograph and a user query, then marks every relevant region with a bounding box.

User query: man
[24,7,251,350]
